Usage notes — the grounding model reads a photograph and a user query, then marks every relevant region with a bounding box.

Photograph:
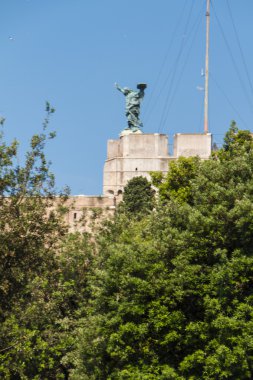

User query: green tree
[222,120,252,156]
[71,123,253,379]
[0,103,62,314]
[151,156,200,204]
[0,104,93,379]
[121,176,155,215]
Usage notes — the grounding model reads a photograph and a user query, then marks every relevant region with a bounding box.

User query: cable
[157,1,195,131]
[198,95,205,132]
[210,72,248,129]
[211,0,253,114]
[143,0,188,120]
[158,1,205,132]
[226,0,253,106]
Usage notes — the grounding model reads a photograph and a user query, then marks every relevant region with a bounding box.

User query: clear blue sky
[1,0,253,194]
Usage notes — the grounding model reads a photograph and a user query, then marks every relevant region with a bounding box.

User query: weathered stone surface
[64,131,212,231]
[174,133,212,158]
[103,133,173,195]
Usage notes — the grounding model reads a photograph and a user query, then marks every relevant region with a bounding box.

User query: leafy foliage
[70,123,253,379]
[0,105,93,379]
[2,118,253,379]
[151,156,200,204]
[121,176,155,215]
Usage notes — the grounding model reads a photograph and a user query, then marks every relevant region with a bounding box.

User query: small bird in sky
[9,36,14,41]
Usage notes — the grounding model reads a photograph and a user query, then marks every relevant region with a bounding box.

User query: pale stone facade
[103,133,173,196]
[64,131,212,231]
[174,133,212,158]
[64,195,116,233]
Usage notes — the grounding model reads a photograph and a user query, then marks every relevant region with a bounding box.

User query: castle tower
[103,133,171,196]
[103,131,212,196]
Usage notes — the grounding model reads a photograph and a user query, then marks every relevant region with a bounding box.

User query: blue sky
[1,0,253,194]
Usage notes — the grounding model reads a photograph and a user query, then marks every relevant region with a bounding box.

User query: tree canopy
[121,176,155,215]
[70,123,253,379]
[0,105,92,379]
[1,121,253,379]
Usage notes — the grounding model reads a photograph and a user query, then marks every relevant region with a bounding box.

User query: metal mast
[204,0,210,133]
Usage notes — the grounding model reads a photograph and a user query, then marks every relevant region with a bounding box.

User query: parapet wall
[65,131,212,232]
[104,133,172,195]
[174,133,212,158]
[63,195,118,233]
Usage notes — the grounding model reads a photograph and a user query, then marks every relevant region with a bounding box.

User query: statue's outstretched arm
[115,82,125,94]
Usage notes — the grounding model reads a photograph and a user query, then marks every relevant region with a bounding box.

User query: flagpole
[204,0,210,133]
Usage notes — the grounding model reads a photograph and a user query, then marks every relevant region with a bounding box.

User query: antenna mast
[204,0,210,133]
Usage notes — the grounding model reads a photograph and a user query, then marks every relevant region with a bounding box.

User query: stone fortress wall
[65,132,212,232]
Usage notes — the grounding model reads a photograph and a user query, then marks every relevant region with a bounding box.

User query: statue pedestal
[120,128,143,137]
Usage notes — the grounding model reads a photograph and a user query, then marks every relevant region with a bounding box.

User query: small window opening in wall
[135,167,138,171]
[118,190,123,195]
[73,212,77,220]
